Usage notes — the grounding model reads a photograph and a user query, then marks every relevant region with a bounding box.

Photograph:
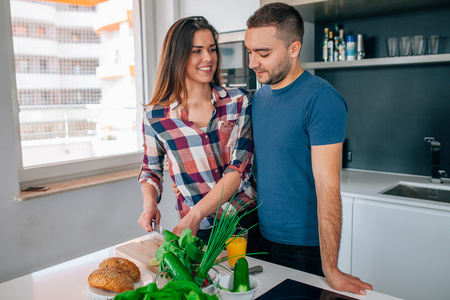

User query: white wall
[179,0,259,33]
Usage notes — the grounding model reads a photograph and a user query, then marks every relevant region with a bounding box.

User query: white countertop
[0,232,401,300]
[341,169,450,211]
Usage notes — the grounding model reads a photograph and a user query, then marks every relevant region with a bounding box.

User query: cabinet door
[180,0,259,33]
[352,198,450,300]
[338,196,353,274]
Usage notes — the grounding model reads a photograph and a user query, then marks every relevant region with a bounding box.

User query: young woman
[137,17,255,242]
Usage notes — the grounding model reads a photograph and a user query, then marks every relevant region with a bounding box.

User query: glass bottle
[327,31,334,62]
[338,29,346,61]
[322,28,329,62]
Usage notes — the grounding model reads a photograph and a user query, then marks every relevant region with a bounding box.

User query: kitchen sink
[380,182,450,204]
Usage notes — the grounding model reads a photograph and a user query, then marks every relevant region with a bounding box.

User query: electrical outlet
[347,150,352,162]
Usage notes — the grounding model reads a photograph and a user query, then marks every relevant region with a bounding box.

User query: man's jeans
[257,236,324,276]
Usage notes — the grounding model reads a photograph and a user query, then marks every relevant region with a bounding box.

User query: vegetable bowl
[219,275,261,300]
[155,267,220,295]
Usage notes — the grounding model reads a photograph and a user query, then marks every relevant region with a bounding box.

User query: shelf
[302,53,450,70]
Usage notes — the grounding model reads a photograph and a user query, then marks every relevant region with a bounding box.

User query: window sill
[15,167,139,201]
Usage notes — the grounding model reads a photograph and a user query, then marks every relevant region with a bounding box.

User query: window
[13,24,28,36]
[38,26,46,37]
[72,32,80,43]
[73,61,81,74]
[10,0,145,184]
[39,59,47,73]
[17,58,29,73]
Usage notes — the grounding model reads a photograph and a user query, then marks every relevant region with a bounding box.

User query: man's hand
[138,206,161,232]
[325,267,373,295]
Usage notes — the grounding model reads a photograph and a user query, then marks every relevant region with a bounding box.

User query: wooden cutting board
[115,234,228,274]
[115,234,166,274]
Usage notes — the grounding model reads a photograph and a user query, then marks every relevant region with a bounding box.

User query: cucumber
[233,257,250,292]
[162,252,194,283]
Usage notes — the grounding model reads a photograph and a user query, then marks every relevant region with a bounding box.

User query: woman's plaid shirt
[138,84,255,229]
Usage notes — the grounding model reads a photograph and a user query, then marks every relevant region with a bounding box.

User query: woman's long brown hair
[149,16,222,107]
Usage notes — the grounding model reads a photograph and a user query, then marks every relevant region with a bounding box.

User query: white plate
[88,279,144,299]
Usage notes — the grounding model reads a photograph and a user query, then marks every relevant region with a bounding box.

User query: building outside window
[39,59,47,73]
[12,24,28,36]
[38,26,46,37]
[17,58,29,73]
[10,0,141,173]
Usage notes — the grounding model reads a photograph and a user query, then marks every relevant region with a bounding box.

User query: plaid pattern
[138,84,255,229]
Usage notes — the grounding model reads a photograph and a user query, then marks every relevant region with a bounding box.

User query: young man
[245,3,373,295]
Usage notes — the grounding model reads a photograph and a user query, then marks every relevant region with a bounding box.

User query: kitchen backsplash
[314,7,450,176]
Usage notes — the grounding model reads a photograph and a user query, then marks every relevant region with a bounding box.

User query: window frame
[10,0,154,188]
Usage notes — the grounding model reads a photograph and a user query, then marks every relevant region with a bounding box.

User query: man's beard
[257,54,291,86]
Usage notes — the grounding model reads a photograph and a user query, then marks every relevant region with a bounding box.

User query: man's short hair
[247,2,304,47]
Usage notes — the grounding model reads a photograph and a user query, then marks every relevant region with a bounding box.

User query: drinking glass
[399,36,412,56]
[412,35,425,55]
[386,38,399,57]
[428,35,439,55]
[226,227,248,267]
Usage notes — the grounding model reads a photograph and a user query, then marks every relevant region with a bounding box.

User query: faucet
[424,137,448,183]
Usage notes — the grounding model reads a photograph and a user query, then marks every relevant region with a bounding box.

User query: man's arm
[312,142,373,295]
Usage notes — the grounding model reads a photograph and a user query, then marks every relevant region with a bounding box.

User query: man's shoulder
[298,71,331,88]
[295,72,342,101]
[253,85,271,99]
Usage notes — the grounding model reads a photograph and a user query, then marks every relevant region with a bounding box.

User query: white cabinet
[351,198,450,300]
[338,196,353,274]
[179,0,259,33]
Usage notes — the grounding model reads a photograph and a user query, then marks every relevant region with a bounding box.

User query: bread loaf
[88,267,134,293]
[99,257,141,282]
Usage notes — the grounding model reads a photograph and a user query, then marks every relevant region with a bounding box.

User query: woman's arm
[173,89,254,236]
[173,170,241,236]
[223,89,254,190]
[138,182,161,232]
[138,108,166,232]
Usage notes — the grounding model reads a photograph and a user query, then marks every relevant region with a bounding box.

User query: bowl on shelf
[218,274,261,300]
[154,267,220,295]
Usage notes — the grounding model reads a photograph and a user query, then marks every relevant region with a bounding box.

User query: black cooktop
[256,278,358,300]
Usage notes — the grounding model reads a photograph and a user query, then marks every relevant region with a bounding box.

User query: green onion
[194,187,259,286]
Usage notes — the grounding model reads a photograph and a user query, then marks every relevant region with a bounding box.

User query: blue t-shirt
[252,71,348,246]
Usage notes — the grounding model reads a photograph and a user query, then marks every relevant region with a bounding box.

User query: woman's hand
[138,205,161,232]
[172,182,181,198]
[139,183,161,232]
[172,208,203,236]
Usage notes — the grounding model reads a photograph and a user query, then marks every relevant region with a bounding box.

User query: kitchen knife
[230,265,263,275]
[151,219,164,235]
[248,265,263,275]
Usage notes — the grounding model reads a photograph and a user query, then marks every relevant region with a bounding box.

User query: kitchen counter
[0,232,400,300]
[341,169,450,211]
